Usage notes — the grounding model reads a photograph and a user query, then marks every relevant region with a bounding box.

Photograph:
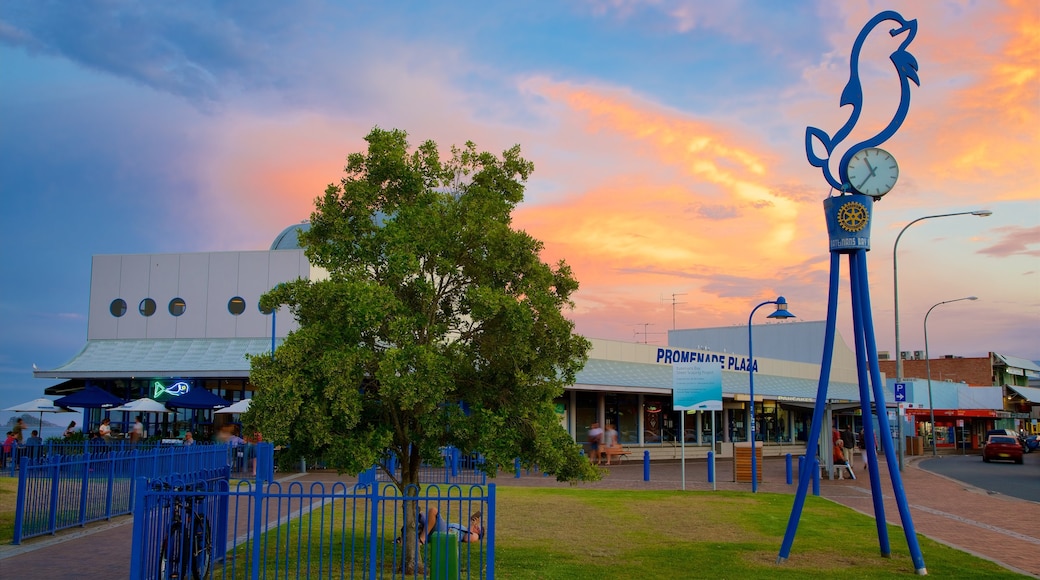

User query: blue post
[786,454,793,485]
[707,451,714,483]
[252,468,266,580]
[514,458,521,478]
[798,455,804,481]
[12,456,29,544]
[128,476,149,578]
[487,483,496,579]
[812,458,820,496]
[642,450,650,481]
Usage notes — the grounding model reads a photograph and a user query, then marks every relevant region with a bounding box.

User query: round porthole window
[110,299,127,317]
[169,297,186,317]
[259,302,273,315]
[228,296,246,315]
[139,298,157,317]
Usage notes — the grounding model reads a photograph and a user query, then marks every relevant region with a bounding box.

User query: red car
[983,435,1024,464]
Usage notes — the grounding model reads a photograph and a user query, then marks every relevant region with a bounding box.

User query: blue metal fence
[130,479,495,579]
[11,444,231,543]
[362,447,488,486]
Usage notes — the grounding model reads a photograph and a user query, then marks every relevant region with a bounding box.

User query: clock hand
[863,158,877,178]
[856,173,871,190]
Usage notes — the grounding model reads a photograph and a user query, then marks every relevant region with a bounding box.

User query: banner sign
[673,361,722,411]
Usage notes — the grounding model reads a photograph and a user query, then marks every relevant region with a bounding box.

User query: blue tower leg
[777,252,841,563]
[848,251,891,556]
[852,250,927,573]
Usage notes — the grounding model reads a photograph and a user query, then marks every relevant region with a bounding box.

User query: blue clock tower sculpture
[778,11,927,575]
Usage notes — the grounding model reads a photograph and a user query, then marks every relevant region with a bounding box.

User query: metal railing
[11,444,232,543]
[130,478,495,579]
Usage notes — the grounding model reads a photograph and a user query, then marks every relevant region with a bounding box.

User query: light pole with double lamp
[892,209,991,469]
[924,296,978,457]
[748,296,796,492]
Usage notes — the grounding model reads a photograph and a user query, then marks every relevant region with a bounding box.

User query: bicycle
[156,481,213,580]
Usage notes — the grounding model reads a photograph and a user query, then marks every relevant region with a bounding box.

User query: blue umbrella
[163,387,229,410]
[53,385,123,409]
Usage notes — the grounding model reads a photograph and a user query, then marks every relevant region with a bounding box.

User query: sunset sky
[1,0,1037,409]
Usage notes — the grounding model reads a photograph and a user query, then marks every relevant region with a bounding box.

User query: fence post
[214,465,230,560]
[79,451,92,525]
[48,454,61,534]
[12,456,30,544]
[128,476,149,579]
[367,483,380,579]
[251,471,265,580]
[487,483,496,580]
[105,449,116,519]
[812,458,820,496]
[785,454,793,485]
[514,458,521,479]
[643,450,650,481]
[707,451,714,483]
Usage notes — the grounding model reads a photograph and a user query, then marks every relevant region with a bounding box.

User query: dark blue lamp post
[748,296,796,492]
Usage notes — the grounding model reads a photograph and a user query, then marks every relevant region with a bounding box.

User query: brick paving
[2,453,1037,578]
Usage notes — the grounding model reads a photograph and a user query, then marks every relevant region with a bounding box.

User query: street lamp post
[924,296,978,457]
[748,296,797,492]
[892,209,991,469]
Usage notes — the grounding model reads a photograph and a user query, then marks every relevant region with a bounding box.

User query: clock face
[846,147,899,198]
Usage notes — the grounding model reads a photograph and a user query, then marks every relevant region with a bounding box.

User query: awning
[905,408,1000,418]
[993,353,1040,377]
[1006,385,1040,404]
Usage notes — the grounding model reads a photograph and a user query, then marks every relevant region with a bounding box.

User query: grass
[0,477,15,542]
[490,487,1020,579]
[1,478,1026,578]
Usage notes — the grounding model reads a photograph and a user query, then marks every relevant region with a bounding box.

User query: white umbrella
[214,399,251,414]
[108,397,173,414]
[4,398,75,431]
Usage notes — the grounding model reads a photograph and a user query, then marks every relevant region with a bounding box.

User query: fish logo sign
[153,380,191,397]
[805,10,919,192]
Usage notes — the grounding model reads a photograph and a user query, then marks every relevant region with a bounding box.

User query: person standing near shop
[130,415,144,445]
[587,422,604,465]
[841,426,856,469]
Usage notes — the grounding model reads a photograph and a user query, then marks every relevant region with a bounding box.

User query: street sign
[894,382,906,402]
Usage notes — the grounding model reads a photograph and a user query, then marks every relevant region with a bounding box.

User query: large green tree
[246,126,596,493]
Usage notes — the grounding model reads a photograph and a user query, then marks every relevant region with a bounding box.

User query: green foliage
[247,127,597,492]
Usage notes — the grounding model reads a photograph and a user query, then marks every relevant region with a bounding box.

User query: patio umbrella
[214,399,251,414]
[108,397,173,414]
[163,387,229,410]
[53,385,124,409]
[3,398,74,431]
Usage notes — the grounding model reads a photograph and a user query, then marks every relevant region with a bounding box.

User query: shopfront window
[604,394,639,444]
[644,399,682,444]
[575,391,598,443]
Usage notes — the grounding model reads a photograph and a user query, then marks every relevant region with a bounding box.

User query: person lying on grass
[397,506,483,545]
[424,507,483,543]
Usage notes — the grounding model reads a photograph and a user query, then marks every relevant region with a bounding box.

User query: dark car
[983,435,1024,464]
[1025,435,1039,453]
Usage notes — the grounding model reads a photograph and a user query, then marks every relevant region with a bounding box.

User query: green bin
[428,531,460,580]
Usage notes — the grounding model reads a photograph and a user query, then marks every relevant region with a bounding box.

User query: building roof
[36,337,864,402]
[270,222,310,250]
[572,358,863,401]
[993,353,1040,376]
[33,338,278,379]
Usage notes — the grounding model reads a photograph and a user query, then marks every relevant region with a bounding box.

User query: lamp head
[767,296,797,319]
[971,210,993,217]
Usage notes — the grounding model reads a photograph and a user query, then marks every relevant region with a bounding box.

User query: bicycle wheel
[159,526,186,580]
[189,516,213,580]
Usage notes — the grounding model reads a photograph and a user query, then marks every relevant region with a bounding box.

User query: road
[918,449,1040,503]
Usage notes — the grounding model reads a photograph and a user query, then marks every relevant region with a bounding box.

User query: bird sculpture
[805,10,919,192]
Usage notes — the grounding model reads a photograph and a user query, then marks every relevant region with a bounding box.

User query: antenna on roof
[661,293,688,330]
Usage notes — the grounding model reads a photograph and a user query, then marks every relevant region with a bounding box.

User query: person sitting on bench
[423,507,483,544]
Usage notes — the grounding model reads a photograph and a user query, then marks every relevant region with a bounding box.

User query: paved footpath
[2,454,1037,578]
